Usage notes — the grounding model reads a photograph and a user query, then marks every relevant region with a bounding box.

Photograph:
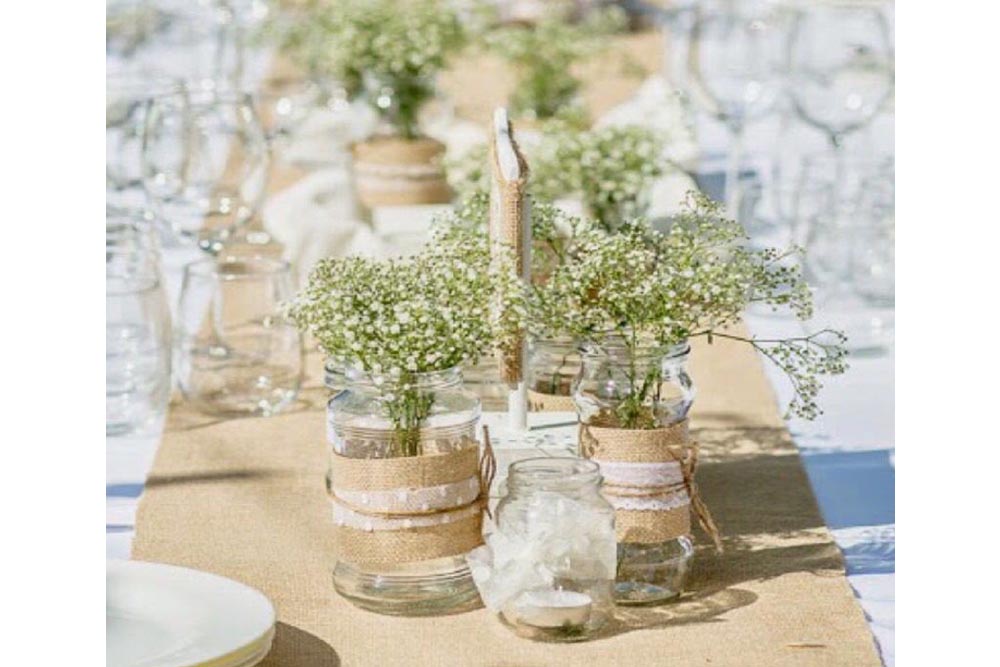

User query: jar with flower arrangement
[275,0,466,213]
[532,123,674,231]
[448,123,682,233]
[529,193,849,604]
[287,226,523,616]
[484,6,627,124]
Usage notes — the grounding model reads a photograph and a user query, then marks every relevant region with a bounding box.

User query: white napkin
[262,167,394,286]
[281,102,377,169]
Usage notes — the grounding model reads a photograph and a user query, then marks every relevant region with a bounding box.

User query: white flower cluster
[526,192,846,420]
[286,224,523,383]
[532,124,671,230]
[263,0,465,138]
[484,6,628,120]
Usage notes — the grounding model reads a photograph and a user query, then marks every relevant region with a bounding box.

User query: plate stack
[107,561,275,667]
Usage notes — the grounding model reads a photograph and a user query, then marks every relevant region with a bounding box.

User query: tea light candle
[512,590,593,629]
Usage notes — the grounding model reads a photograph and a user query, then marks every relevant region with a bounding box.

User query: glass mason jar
[362,72,439,140]
[323,356,348,396]
[527,337,582,398]
[573,340,697,605]
[494,458,616,641]
[328,366,483,615]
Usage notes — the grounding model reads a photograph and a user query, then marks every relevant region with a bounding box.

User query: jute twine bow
[328,436,498,566]
[489,117,529,384]
[580,421,723,552]
[479,425,497,518]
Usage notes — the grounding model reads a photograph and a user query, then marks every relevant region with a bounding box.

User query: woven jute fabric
[615,506,692,544]
[328,446,479,491]
[581,421,691,462]
[132,30,883,666]
[582,421,711,545]
[335,512,484,567]
[527,389,576,412]
[489,117,529,385]
[352,136,451,207]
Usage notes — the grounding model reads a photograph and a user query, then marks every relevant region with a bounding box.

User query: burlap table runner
[131,30,882,667]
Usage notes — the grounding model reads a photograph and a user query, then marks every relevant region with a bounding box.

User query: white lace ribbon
[330,476,481,516]
[332,499,481,532]
[592,458,685,489]
[593,458,691,512]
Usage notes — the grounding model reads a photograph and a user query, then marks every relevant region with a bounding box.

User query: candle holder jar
[493,458,616,641]
[328,366,484,616]
[574,340,698,605]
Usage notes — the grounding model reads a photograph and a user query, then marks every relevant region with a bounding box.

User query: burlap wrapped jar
[350,136,452,210]
[327,366,492,616]
[573,341,720,605]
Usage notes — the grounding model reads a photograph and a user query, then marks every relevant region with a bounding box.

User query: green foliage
[484,6,627,120]
[525,193,848,420]
[261,0,466,138]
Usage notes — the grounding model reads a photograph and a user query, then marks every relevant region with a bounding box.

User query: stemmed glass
[686,0,789,218]
[787,1,893,194]
[141,87,270,254]
[107,73,182,218]
[798,153,894,354]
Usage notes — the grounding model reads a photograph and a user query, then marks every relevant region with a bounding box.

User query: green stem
[385,380,435,457]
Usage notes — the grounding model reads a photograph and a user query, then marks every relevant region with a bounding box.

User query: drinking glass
[107,233,172,436]
[787,2,893,192]
[142,88,270,254]
[798,154,894,354]
[175,256,303,416]
[107,73,182,218]
[686,0,789,218]
[851,173,894,308]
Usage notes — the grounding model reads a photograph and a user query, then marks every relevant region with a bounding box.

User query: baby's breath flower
[484,6,628,120]
[524,192,847,421]
[261,0,465,139]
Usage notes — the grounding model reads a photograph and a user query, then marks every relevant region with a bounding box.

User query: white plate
[107,560,275,667]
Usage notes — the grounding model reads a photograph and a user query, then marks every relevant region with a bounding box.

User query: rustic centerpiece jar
[574,340,698,605]
[327,366,484,615]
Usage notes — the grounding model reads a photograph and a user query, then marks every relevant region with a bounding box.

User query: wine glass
[686,0,789,218]
[787,2,893,194]
[798,153,894,355]
[107,73,182,219]
[141,87,270,254]
[256,75,354,162]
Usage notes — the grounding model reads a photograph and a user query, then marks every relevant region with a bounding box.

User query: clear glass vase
[362,72,438,140]
[574,341,694,429]
[494,458,616,641]
[328,366,483,615]
[527,337,581,398]
[573,340,697,605]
